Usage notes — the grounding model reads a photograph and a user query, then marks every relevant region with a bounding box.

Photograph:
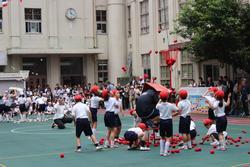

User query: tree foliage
[175,0,250,73]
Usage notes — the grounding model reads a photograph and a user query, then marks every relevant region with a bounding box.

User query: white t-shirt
[207,124,217,135]
[104,97,116,112]
[207,124,228,137]
[72,102,90,119]
[114,98,122,114]
[18,97,26,104]
[177,99,192,117]
[156,102,178,120]
[212,100,226,117]
[190,120,196,131]
[53,104,67,120]
[204,95,216,104]
[128,127,143,136]
[36,97,47,105]
[90,96,102,109]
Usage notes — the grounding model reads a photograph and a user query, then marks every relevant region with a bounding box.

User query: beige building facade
[0,0,240,89]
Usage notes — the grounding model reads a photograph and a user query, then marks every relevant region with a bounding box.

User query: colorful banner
[180,87,213,114]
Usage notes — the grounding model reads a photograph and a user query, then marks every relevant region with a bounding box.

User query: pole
[169,66,172,89]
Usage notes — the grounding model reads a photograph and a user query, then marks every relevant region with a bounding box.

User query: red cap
[102,89,109,98]
[74,95,82,101]
[159,91,169,100]
[203,119,213,126]
[138,123,147,130]
[111,89,118,96]
[179,89,188,99]
[90,85,99,93]
[208,87,218,93]
[215,90,224,99]
[129,109,135,115]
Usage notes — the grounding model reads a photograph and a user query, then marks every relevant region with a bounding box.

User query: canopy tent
[142,82,171,93]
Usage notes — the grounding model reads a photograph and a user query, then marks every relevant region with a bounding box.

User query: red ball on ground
[210,150,215,154]
[175,149,180,153]
[60,153,64,158]
[195,147,202,152]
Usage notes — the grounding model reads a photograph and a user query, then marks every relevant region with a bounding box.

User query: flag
[2,0,8,7]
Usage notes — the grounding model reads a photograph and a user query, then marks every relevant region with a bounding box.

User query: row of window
[0,0,173,35]
[127,0,169,36]
[0,7,107,34]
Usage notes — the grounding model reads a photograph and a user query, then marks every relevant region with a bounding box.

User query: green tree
[175,0,250,73]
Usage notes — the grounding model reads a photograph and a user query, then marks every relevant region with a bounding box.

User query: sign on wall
[180,87,214,114]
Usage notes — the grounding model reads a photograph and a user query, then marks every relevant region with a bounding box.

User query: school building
[0,0,248,89]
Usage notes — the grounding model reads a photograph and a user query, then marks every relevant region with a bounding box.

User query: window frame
[98,60,108,83]
[96,10,107,34]
[25,8,42,34]
[159,55,170,83]
[127,6,132,37]
[140,0,149,35]
[158,0,169,30]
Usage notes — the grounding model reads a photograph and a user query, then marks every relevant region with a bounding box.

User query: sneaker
[51,123,56,128]
[104,145,110,148]
[96,146,103,151]
[110,145,118,149]
[163,153,170,156]
[180,145,188,150]
[140,147,150,151]
[220,147,227,151]
[210,141,219,146]
[75,148,82,152]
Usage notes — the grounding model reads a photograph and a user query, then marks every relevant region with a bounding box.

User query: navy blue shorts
[38,104,46,112]
[90,108,98,122]
[159,119,173,138]
[114,114,122,127]
[179,116,191,134]
[76,118,93,137]
[208,108,216,120]
[0,104,5,114]
[216,116,227,133]
[190,129,197,140]
[19,104,27,113]
[124,131,138,142]
[104,112,116,128]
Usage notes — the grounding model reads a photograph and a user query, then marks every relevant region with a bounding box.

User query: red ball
[60,153,64,158]
[195,147,202,152]
[175,149,180,153]
[154,143,159,147]
[210,150,215,154]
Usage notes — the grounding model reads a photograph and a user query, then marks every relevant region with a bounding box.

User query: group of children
[1,85,231,156]
[124,87,230,156]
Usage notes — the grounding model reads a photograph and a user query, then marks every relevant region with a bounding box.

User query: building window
[0,8,2,32]
[158,0,168,30]
[128,6,132,37]
[204,64,219,82]
[60,57,84,86]
[0,66,5,72]
[181,51,194,86]
[98,60,108,83]
[25,8,42,33]
[160,55,170,85]
[96,10,107,34]
[142,54,151,78]
[140,0,149,34]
